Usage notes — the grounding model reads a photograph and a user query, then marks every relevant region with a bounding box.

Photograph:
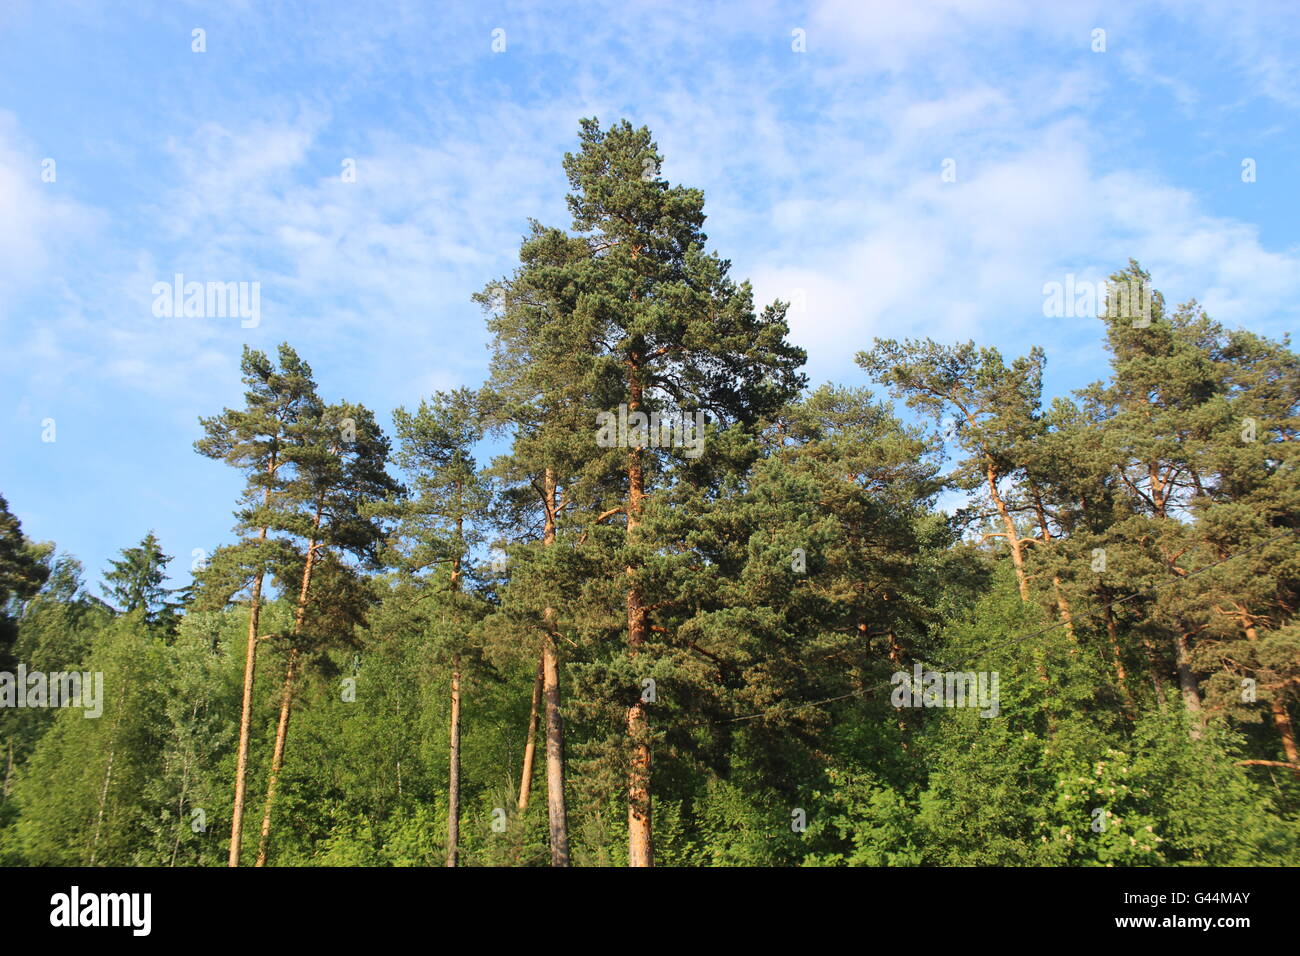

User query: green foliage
[101,531,179,630]
[3,126,1298,868]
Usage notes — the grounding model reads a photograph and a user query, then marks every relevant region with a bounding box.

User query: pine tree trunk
[1103,599,1132,711]
[1173,629,1203,739]
[228,478,273,867]
[1031,490,1075,647]
[1140,632,1167,708]
[1052,577,1077,647]
[446,657,461,866]
[1237,606,1300,775]
[255,646,298,866]
[542,638,570,866]
[255,507,320,867]
[625,377,653,867]
[541,467,570,864]
[227,564,262,866]
[985,460,1029,601]
[1269,699,1300,770]
[517,658,543,811]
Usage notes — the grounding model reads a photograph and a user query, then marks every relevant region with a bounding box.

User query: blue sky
[1,0,1297,592]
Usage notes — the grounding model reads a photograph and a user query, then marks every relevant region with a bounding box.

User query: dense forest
[2,119,1297,867]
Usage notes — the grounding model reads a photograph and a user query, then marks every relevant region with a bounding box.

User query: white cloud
[0,111,101,319]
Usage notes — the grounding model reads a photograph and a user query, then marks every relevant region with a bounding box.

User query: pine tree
[254,399,398,864]
[385,389,488,866]
[1075,263,1219,730]
[858,338,1046,604]
[552,118,806,864]
[195,343,322,866]
[476,222,597,865]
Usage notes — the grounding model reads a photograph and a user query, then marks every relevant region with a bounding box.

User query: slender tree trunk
[1268,699,1300,772]
[254,503,321,867]
[517,659,543,811]
[542,639,570,865]
[443,504,469,868]
[1052,577,1077,647]
[228,567,261,865]
[89,683,127,865]
[1140,633,1168,710]
[446,656,461,867]
[229,477,273,867]
[1237,605,1300,775]
[625,375,653,867]
[1173,629,1203,739]
[886,629,910,746]
[985,461,1029,600]
[1103,599,1132,711]
[541,467,570,864]
[255,646,299,866]
[1148,463,1168,518]
[89,749,115,865]
[1030,488,1076,646]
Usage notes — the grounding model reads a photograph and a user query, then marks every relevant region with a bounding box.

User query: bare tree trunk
[446,656,461,867]
[228,567,262,866]
[625,376,653,868]
[517,658,543,811]
[1103,599,1133,712]
[229,478,273,867]
[89,749,115,865]
[1174,629,1203,739]
[1030,489,1075,647]
[1140,632,1167,709]
[542,639,570,865]
[89,682,127,865]
[1238,606,1300,776]
[986,461,1029,601]
[255,646,299,866]
[1052,577,1077,647]
[442,498,471,868]
[254,505,320,867]
[172,701,199,866]
[1269,699,1300,772]
[541,467,570,864]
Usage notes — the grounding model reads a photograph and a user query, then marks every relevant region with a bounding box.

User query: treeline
[1,118,1297,867]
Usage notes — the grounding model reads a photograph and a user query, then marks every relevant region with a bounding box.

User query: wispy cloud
[0,0,1296,580]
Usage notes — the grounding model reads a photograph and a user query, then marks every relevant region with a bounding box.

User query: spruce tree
[101,532,178,630]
